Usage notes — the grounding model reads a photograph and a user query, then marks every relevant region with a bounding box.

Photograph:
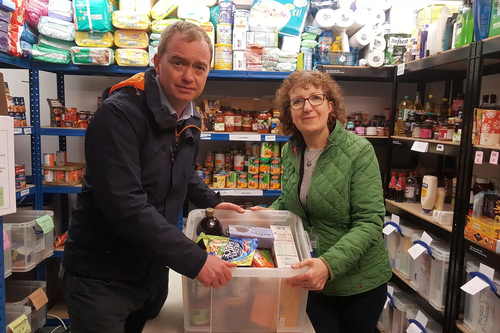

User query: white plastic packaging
[377,282,400,332]
[3,224,12,278]
[406,307,443,333]
[6,280,48,331]
[395,223,421,280]
[421,175,438,214]
[463,261,480,332]
[429,241,451,311]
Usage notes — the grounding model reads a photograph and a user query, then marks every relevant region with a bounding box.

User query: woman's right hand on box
[196,255,237,289]
[249,206,270,211]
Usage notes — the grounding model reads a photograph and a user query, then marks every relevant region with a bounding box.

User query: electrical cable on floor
[50,325,62,333]
[47,314,68,331]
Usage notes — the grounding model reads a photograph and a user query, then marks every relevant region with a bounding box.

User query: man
[61,21,243,333]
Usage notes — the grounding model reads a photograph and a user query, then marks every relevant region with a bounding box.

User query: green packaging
[384,34,411,66]
[490,0,500,38]
[71,47,115,66]
[33,45,71,64]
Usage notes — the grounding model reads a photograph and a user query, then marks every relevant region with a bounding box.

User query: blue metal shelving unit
[15,185,36,200]
[13,126,33,135]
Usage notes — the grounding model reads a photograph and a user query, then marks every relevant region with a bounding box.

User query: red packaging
[8,0,26,57]
[55,170,65,183]
[54,231,68,247]
[25,0,48,28]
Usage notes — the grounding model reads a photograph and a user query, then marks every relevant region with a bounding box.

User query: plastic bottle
[439,98,450,117]
[332,36,342,52]
[455,2,474,48]
[421,175,438,214]
[473,0,493,41]
[404,172,417,203]
[436,181,446,211]
[395,173,406,203]
[388,172,397,200]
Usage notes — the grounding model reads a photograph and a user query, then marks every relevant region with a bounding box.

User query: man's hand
[215,202,245,213]
[249,206,270,211]
[285,258,330,290]
[196,255,237,288]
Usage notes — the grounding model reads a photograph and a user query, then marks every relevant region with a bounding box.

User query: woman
[254,71,392,333]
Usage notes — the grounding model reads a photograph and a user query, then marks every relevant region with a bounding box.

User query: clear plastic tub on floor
[6,304,32,333]
[406,307,443,333]
[429,241,450,311]
[183,210,311,333]
[395,223,421,280]
[410,234,440,300]
[6,280,47,332]
[3,210,54,272]
[378,282,400,332]
[4,223,12,278]
[391,291,415,333]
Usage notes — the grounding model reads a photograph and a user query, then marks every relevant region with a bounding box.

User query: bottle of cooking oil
[396,96,413,136]
[425,95,437,114]
[413,91,424,114]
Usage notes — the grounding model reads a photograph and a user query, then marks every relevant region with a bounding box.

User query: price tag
[265,135,276,142]
[408,242,427,260]
[415,311,428,328]
[229,134,260,141]
[436,144,444,152]
[475,151,484,164]
[28,288,48,310]
[13,128,22,134]
[411,141,429,153]
[200,133,211,140]
[397,64,405,76]
[490,151,499,165]
[20,189,29,197]
[35,215,54,234]
[8,314,31,333]
[391,214,400,224]
[24,128,32,134]
[479,263,495,280]
[234,190,263,196]
[406,323,422,333]
[393,140,401,145]
[217,190,233,196]
[461,276,490,295]
[421,231,433,246]
[382,214,400,235]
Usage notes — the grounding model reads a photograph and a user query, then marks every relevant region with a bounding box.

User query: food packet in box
[73,0,114,32]
[150,32,161,41]
[150,0,177,20]
[48,0,73,22]
[114,30,148,49]
[75,31,114,47]
[25,0,48,28]
[222,238,258,266]
[112,10,150,30]
[116,48,149,66]
[71,47,115,66]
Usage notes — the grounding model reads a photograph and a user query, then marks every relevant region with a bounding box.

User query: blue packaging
[474,0,493,41]
[21,23,39,45]
[249,0,310,37]
[210,5,219,27]
[0,0,15,12]
[20,41,33,58]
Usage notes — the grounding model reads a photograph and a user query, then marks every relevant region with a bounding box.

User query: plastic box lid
[405,307,443,333]
[430,241,450,261]
[393,292,415,311]
[399,221,421,238]
[4,224,11,231]
[3,210,54,228]
[6,280,47,305]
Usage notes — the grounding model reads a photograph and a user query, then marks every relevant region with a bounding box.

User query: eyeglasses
[289,94,327,110]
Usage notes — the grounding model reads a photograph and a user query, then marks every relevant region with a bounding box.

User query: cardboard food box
[270,225,299,268]
[464,225,500,253]
[229,225,274,249]
[483,194,500,220]
[466,215,500,239]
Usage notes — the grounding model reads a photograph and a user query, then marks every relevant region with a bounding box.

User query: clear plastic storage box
[183,210,311,333]
[384,227,399,269]
[391,291,415,333]
[406,308,442,333]
[395,223,421,280]
[6,280,48,332]
[5,304,32,333]
[463,261,480,332]
[4,223,12,278]
[377,282,400,332]
[428,241,451,311]
[3,210,54,272]
[410,233,440,299]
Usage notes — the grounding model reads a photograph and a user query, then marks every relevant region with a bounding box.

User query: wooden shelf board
[392,136,460,146]
[385,200,453,233]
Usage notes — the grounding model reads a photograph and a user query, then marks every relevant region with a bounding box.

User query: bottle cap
[206,207,214,216]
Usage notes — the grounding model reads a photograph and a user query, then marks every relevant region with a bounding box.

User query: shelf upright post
[445,42,484,333]
[30,65,43,210]
[0,216,5,333]
[56,72,70,233]
[383,68,398,196]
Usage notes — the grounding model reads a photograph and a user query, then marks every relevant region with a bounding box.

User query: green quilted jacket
[270,121,392,296]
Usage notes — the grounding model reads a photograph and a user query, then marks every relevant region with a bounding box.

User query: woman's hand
[214,202,245,213]
[249,206,270,211]
[285,258,330,290]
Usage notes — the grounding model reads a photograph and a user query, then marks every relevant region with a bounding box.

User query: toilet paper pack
[384,33,410,65]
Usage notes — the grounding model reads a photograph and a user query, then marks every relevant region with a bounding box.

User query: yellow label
[8,314,31,333]
[421,188,427,198]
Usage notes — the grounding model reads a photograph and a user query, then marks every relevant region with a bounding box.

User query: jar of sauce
[257,111,269,134]
[438,123,453,141]
[234,109,243,131]
[214,111,225,132]
[224,109,234,132]
[252,113,259,132]
[412,122,421,138]
[419,121,433,139]
[355,124,365,136]
[243,111,253,132]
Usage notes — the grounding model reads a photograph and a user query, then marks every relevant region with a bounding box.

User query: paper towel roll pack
[349,25,374,49]
[347,7,371,36]
[367,50,384,67]
[369,35,386,51]
[313,8,336,29]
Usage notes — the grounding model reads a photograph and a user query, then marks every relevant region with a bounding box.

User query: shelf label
[436,144,444,152]
[13,128,22,134]
[397,64,405,76]
[461,263,494,296]
[200,133,211,140]
[216,190,233,196]
[8,314,31,333]
[28,287,48,310]
[393,140,401,145]
[20,189,29,197]
[406,323,422,333]
[408,232,433,260]
[234,190,263,196]
[229,134,261,141]
[24,128,32,134]
[490,151,499,165]
[475,151,484,164]
[265,135,276,142]
[411,141,428,153]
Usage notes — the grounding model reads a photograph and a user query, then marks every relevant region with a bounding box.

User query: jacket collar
[288,119,345,156]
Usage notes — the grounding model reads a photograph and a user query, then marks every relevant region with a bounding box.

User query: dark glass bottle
[388,172,397,200]
[480,95,490,108]
[196,208,223,236]
[394,173,406,202]
[404,172,416,203]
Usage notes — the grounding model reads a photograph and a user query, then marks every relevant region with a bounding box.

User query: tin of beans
[224,153,233,169]
[56,151,67,166]
[55,171,65,183]
[237,172,248,188]
[43,153,55,166]
[248,174,259,189]
[15,164,25,175]
[44,170,55,182]
[215,152,225,169]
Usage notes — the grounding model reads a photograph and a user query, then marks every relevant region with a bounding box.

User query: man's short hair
[157,21,213,63]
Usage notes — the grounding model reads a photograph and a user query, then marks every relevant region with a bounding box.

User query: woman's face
[289,86,333,135]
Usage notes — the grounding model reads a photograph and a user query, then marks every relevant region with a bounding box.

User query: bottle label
[405,187,415,199]
[214,123,225,131]
[422,183,428,198]
[225,116,234,127]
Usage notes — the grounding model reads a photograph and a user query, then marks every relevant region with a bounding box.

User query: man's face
[154,33,211,112]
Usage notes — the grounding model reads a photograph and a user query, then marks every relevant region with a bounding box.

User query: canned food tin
[230,146,240,155]
[189,280,211,299]
[226,171,237,188]
[270,157,281,175]
[271,142,280,157]
[205,151,215,168]
[213,175,226,189]
[204,169,212,185]
[245,142,253,156]
[15,174,26,182]
[224,153,233,169]
[66,170,79,183]
[44,170,55,182]
[237,172,248,188]
[215,152,225,169]
[259,158,270,174]
[196,170,205,181]
[270,174,281,190]
[43,153,55,166]
[261,142,272,158]
[248,157,259,174]
[16,181,26,190]
[259,173,270,190]
[234,154,245,171]
[15,164,25,175]
[251,143,260,157]
[55,171,65,183]
[56,151,67,166]
[248,174,259,189]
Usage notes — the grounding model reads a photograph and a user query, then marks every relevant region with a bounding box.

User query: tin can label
[234,154,245,171]
[259,173,269,190]
[215,152,225,169]
[226,171,237,188]
[270,157,281,175]
[237,172,248,188]
[261,142,272,158]
[248,157,260,174]
[270,174,281,190]
[248,174,259,189]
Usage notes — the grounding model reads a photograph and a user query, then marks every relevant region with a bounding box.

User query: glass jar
[224,109,234,132]
[252,113,259,132]
[234,109,243,131]
[419,122,433,139]
[271,111,280,134]
[257,111,269,134]
[243,111,253,132]
[366,125,377,136]
[438,123,454,141]
[214,111,225,132]
[412,121,421,138]
[355,124,365,136]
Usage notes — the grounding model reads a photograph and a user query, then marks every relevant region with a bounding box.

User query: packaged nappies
[20,41,33,58]
[73,0,114,32]
[25,0,49,28]
[20,23,38,44]
[135,0,153,16]
[114,30,148,49]
[249,0,309,37]
[112,11,150,30]
[48,0,73,22]
[116,48,149,66]
[119,0,134,11]
[0,20,7,33]
[150,33,161,41]
[150,0,177,20]
[75,31,114,47]
[149,44,157,66]
[33,44,71,63]
[0,31,8,54]
[71,47,115,65]
[38,16,76,41]
[150,40,159,47]
[177,3,210,23]
[151,19,179,33]
[40,35,77,50]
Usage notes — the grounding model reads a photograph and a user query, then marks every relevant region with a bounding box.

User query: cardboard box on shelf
[417,5,459,27]
[466,215,500,239]
[483,194,500,220]
[464,225,500,253]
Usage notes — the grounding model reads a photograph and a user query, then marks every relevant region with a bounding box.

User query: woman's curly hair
[274,71,347,136]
